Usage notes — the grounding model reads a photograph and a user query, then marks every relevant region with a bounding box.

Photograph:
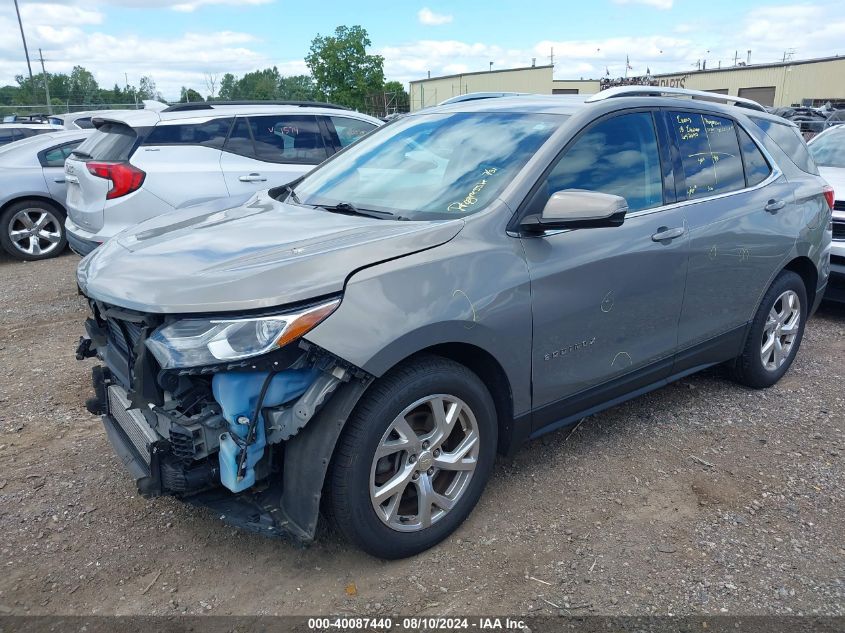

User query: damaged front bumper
[79,299,372,544]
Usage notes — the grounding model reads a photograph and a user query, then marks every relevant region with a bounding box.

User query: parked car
[0,122,63,147]
[0,129,93,260]
[75,88,831,559]
[808,125,845,301]
[64,101,383,255]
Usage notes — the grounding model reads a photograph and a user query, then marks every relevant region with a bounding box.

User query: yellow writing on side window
[447,167,498,212]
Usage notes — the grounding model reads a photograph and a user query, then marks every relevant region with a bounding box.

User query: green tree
[237,67,281,100]
[305,25,384,110]
[68,66,99,104]
[179,87,204,102]
[218,73,238,100]
[138,76,160,101]
[278,75,318,101]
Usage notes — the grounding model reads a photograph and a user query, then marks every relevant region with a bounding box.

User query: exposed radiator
[107,385,158,466]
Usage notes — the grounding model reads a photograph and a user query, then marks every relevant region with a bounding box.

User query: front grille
[834,222,845,241]
[107,385,158,466]
[106,319,143,359]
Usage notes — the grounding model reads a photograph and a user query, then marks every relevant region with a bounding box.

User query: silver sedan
[0,129,93,260]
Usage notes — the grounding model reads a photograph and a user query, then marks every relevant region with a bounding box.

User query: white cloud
[170,0,272,13]
[613,0,674,9]
[418,7,453,26]
[21,3,104,25]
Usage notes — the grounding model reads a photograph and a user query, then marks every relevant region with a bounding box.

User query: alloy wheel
[7,208,63,258]
[760,289,801,372]
[369,394,480,532]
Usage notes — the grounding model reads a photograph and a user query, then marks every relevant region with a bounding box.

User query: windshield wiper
[317,202,396,220]
[280,183,301,204]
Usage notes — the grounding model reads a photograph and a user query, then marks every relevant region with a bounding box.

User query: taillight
[86,161,145,200]
[823,185,835,210]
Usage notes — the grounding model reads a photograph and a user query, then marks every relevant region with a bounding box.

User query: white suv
[64,101,382,255]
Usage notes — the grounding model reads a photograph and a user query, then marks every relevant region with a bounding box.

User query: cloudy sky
[0,0,843,102]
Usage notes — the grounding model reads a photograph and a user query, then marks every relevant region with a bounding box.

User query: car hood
[819,166,845,202]
[78,191,464,313]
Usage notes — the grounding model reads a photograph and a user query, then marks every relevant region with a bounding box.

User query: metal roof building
[409,55,845,110]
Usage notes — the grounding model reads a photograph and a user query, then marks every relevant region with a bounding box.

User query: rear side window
[671,112,744,200]
[737,128,772,186]
[74,122,137,161]
[40,141,83,167]
[752,117,819,175]
[538,111,664,213]
[223,115,328,165]
[144,118,233,149]
[329,116,377,148]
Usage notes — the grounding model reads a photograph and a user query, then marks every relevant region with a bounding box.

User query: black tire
[327,354,497,559]
[0,199,67,261]
[731,270,807,389]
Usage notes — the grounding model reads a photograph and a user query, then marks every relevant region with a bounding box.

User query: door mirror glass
[521,190,628,231]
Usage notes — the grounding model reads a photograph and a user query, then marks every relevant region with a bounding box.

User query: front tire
[327,355,497,559]
[0,199,67,261]
[731,270,807,389]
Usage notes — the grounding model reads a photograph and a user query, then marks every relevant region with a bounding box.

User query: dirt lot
[0,251,843,617]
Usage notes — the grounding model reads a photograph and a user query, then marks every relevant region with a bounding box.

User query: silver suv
[64,101,381,255]
[75,88,832,559]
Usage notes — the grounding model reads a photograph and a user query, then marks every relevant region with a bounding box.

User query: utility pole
[13,0,36,101]
[37,49,52,114]
[549,47,554,67]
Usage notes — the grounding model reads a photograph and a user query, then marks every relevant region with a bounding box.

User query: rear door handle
[651,226,685,242]
[53,177,66,183]
[765,199,786,213]
[238,173,267,183]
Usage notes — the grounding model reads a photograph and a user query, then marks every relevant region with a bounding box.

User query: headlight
[145,299,340,369]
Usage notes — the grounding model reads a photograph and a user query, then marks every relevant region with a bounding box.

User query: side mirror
[520,190,628,231]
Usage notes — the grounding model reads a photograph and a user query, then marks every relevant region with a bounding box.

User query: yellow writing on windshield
[447,167,498,212]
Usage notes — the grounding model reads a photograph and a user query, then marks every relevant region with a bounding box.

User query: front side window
[671,111,744,200]
[330,116,377,147]
[537,111,663,213]
[808,129,845,169]
[292,112,562,220]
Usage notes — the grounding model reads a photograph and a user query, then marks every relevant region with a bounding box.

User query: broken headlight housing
[145,299,340,369]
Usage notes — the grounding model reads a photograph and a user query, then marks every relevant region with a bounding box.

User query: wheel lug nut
[409,454,417,463]
[412,472,419,480]
[422,441,430,449]
[433,449,441,457]
[427,468,434,476]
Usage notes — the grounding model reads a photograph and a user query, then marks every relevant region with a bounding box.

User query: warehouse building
[409,55,845,110]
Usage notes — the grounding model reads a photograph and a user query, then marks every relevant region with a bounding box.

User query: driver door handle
[238,173,267,183]
[765,199,786,213]
[651,226,685,242]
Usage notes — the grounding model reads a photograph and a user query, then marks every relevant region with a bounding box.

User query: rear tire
[327,355,497,559]
[0,199,67,261]
[730,270,807,389]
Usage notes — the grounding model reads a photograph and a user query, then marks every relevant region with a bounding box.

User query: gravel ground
[0,251,843,617]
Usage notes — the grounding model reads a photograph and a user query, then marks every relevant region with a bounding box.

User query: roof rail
[585,86,768,112]
[161,100,351,113]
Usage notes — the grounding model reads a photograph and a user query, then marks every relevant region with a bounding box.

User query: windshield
[292,112,563,220]
[809,129,845,168]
